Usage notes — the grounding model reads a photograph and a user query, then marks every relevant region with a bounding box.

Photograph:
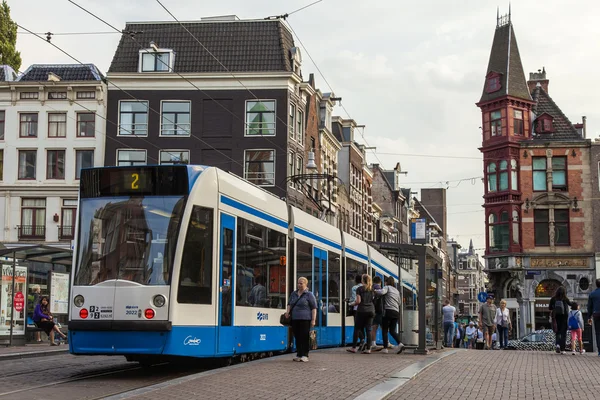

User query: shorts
[483,324,495,335]
[571,328,582,343]
[373,314,383,326]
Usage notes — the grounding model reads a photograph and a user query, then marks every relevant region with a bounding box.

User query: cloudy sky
[10,0,600,255]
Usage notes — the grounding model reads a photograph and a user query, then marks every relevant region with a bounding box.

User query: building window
[244,149,275,186]
[48,92,67,100]
[117,149,146,166]
[48,113,67,138]
[488,212,509,252]
[499,160,509,191]
[0,110,4,140]
[20,199,46,239]
[512,210,519,245]
[76,91,95,99]
[487,162,497,192]
[297,109,304,145]
[288,152,294,187]
[490,110,502,136]
[554,209,570,246]
[0,149,3,180]
[77,113,95,137]
[19,113,38,137]
[511,159,518,190]
[533,157,547,191]
[60,199,78,240]
[160,101,191,136]
[46,150,65,179]
[289,104,295,139]
[296,155,303,189]
[20,92,38,100]
[159,150,189,165]
[75,150,94,179]
[487,76,500,92]
[18,150,36,180]
[141,51,172,72]
[552,156,567,191]
[534,209,549,246]
[246,100,276,136]
[514,110,524,135]
[119,101,148,136]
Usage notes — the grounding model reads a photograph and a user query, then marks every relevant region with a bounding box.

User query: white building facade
[0,64,106,248]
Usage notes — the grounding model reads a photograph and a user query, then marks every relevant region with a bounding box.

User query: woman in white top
[495,299,512,349]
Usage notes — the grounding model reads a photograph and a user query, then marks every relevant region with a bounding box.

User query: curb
[0,348,69,361]
[353,349,459,400]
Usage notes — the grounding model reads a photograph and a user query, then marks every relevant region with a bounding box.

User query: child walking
[567,302,585,355]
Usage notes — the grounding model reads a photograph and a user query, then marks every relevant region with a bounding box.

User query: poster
[50,272,70,315]
[1,265,28,336]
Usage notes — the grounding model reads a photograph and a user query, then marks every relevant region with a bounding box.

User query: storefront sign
[13,292,24,312]
[535,301,550,309]
[50,272,70,315]
[530,257,588,268]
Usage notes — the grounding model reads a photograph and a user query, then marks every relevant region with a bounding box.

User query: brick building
[477,12,595,340]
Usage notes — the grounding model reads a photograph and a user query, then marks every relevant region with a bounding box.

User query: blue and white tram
[68,165,416,361]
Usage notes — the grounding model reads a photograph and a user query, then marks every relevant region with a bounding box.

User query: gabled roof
[530,85,582,141]
[18,64,104,81]
[479,22,532,103]
[108,19,295,73]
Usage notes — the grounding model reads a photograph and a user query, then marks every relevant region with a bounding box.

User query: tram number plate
[88,305,113,319]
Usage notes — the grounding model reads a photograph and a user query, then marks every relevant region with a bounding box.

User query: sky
[9,0,600,256]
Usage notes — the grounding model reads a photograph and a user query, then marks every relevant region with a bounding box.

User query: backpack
[568,311,580,330]
[374,293,384,315]
[554,300,566,316]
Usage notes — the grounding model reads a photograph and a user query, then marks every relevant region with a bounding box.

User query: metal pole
[416,248,427,354]
[398,258,404,343]
[8,252,16,346]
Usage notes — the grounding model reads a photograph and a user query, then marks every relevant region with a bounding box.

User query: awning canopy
[368,241,443,263]
[0,245,73,266]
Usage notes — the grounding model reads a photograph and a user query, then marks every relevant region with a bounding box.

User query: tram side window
[236,217,287,308]
[346,258,367,304]
[328,252,340,313]
[403,286,417,310]
[177,206,213,304]
[296,240,313,291]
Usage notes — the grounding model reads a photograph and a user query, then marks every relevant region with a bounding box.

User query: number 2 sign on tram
[13,292,24,312]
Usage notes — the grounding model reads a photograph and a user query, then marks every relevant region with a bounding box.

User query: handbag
[280,292,306,326]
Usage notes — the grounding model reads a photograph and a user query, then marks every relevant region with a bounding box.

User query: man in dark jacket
[587,279,600,356]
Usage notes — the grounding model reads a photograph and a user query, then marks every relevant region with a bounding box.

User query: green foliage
[0,0,21,72]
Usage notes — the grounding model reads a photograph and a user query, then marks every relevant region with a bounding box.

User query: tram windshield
[74,196,186,286]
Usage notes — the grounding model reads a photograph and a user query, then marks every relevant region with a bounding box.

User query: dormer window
[535,113,554,133]
[485,72,502,93]
[139,48,174,72]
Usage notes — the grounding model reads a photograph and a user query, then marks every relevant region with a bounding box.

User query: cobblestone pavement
[0,343,68,359]
[390,350,600,400]
[123,348,433,400]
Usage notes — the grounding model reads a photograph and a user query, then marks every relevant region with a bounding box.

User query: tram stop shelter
[0,245,73,346]
[368,241,443,354]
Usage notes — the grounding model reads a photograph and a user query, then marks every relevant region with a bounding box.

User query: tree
[0,0,21,72]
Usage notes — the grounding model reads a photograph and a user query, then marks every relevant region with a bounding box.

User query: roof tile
[18,64,103,81]
[531,86,582,141]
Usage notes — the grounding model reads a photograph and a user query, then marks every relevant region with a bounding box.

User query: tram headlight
[74,295,85,308]
[153,295,166,308]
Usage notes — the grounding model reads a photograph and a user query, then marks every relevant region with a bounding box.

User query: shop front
[0,246,72,346]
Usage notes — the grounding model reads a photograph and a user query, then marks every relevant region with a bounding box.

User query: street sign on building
[411,218,426,244]
[477,292,488,303]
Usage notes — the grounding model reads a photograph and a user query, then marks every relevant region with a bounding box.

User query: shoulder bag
[280,292,307,326]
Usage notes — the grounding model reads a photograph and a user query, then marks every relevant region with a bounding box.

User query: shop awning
[0,245,73,266]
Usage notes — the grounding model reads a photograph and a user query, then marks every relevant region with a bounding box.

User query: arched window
[499,161,508,191]
[511,159,518,190]
[488,213,496,248]
[489,211,509,252]
[487,163,497,192]
[512,210,520,245]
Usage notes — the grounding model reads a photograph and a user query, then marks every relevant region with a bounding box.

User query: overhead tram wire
[17,23,291,193]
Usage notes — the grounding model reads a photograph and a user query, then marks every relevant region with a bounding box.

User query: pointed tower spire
[497,6,500,27]
[469,239,474,255]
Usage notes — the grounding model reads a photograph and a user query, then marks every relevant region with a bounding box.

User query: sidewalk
[0,343,68,361]
[108,347,456,400]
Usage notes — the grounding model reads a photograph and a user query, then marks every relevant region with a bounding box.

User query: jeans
[443,322,454,347]
[291,319,311,357]
[381,310,401,348]
[353,311,375,348]
[555,316,568,351]
[497,325,508,348]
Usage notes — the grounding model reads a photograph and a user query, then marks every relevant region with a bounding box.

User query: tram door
[217,213,236,354]
[313,247,328,346]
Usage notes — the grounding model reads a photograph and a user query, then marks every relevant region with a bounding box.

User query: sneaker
[381,348,388,354]
[362,348,371,354]
[300,356,309,362]
[396,344,405,354]
[293,357,301,362]
[581,350,586,355]
[556,345,561,354]
[561,351,566,355]
[572,351,576,355]
[346,348,357,353]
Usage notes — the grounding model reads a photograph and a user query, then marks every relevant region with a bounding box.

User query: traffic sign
[477,292,488,303]
[13,292,24,312]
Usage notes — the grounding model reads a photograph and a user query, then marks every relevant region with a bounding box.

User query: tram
[68,165,417,361]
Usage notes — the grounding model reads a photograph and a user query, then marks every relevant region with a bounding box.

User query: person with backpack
[568,302,585,355]
[549,286,572,354]
[347,274,376,354]
[375,276,405,354]
[370,276,384,350]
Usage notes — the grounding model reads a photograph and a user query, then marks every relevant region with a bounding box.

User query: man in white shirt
[442,299,457,348]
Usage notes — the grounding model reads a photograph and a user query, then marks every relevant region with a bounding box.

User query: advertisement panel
[1,265,28,336]
[50,272,70,315]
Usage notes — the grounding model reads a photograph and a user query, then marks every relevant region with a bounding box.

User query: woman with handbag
[284,277,317,362]
[347,274,376,354]
[495,299,511,349]
[33,296,67,345]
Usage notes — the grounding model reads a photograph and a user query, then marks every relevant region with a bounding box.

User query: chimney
[527,67,549,94]
[583,116,587,138]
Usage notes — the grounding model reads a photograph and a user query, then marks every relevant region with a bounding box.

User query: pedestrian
[454,321,463,348]
[30,284,42,342]
[478,294,497,350]
[348,275,364,349]
[495,299,511,349]
[285,277,317,362]
[465,321,477,349]
[248,275,267,307]
[370,276,384,350]
[347,274,376,354]
[442,299,457,348]
[375,276,405,354]
[587,279,600,357]
[568,302,585,355]
[33,296,67,345]
[549,286,571,354]
[453,317,460,348]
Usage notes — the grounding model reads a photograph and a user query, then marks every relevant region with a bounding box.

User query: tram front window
[75,196,185,286]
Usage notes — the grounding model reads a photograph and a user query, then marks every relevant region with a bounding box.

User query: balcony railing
[17,225,46,240]
[58,225,75,241]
